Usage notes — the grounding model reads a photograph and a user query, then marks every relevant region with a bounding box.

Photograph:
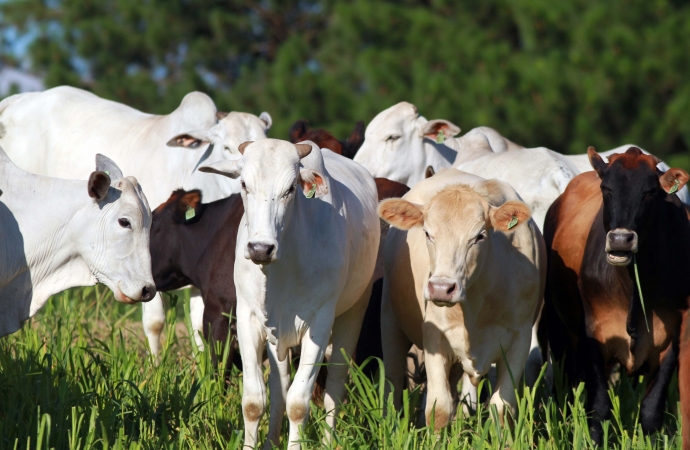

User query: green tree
[3,0,690,162]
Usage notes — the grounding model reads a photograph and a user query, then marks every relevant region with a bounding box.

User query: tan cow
[378,169,546,427]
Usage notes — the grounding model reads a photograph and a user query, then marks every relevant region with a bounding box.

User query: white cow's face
[166,111,272,157]
[378,184,531,307]
[198,139,327,265]
[354,102,460,186]
[81,156,156,303]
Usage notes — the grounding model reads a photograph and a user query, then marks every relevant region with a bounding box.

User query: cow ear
[95,154,123,182]
[587,146,608,178]
[489,200,531,232]
[378,198,424,230]
[88,171,111,201]
[289,120,308,143]
[422,119,461,142]
[299,169,328,198]
[198,159,243,179]
[259,112,272,131]
[660,167,690,194]
[176,190,203,222]
[167,130,211,148]
[238,141,253,155]
[215,110,229,121]
[425,165,435,179]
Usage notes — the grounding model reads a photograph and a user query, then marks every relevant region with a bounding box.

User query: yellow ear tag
[508,216,518,229]
[436,129,445,144]
[669,178,680,194]
[185,206,195,220]
[306,183,317,199]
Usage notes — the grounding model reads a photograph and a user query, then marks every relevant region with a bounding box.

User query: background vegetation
[1,0,690,167]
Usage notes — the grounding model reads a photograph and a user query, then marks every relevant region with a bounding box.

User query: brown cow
[543,147,690,444]
[289,120,365,159]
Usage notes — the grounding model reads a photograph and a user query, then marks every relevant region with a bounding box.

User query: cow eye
[475,232,485,243]
[283,185,295,198]
[386,135,401,142]
[424,230,432,241]
[241,181,247,191]
[118,218,131,229]
[224,146,231,152]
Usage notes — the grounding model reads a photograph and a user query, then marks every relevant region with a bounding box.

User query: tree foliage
[3,0,690,160]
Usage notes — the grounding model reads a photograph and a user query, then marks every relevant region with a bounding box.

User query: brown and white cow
[543,147,690,445]
[379,169,545,427]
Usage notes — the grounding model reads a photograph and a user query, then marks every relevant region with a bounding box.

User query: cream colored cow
[378,169,545,427]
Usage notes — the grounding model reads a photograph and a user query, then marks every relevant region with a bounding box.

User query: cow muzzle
[426,277,464,307]
[246,241,277,264]
[115,283,156,303]
[605,228,638,266]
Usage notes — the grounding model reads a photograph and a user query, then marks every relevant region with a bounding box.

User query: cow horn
[295,143,312,159]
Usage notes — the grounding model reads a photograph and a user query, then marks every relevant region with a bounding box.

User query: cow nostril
[265,244,275,256]
[446,283,457,295]
[625,234,634,243]
[141,286,154,301]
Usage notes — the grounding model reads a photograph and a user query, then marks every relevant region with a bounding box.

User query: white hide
[353,102,522,186]
[452,140,579,231]
[0,85,271,353]
[0,149,155,337]
[199,139,379,450]
[0,86,271,206]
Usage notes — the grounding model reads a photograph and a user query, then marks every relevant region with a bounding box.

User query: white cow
[0,85,272,354]
[199,139,379,449]
[0,150,155,337]
[378,169,545,427]
[353,102,521,186]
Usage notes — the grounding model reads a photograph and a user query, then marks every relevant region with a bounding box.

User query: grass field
[0,286,683,449]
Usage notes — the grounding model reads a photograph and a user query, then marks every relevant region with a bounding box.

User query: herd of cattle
[0,86,689,448]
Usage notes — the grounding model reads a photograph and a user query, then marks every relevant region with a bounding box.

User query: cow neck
[2,170,97,314]
[177,196,242,289]
[627,195,690,309]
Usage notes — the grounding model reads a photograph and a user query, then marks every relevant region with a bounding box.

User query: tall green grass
[0,287,683,449]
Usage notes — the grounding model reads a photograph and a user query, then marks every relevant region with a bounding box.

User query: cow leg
[491,331,531,424]
[524,322,544,387]
[679,310,690,450]
[189,288,205,351]
[265,341,290,449]
[458,372,477,416]
[423,338,454,430]
[323,285,372,443]
[581,335,611,445]
[286,311,334,450]
[640,337,679,434]
[237,304,267,449]
[142,292,166,358]
[381,280,411,410]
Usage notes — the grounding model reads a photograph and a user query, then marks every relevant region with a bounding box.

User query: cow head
[167,111,272,156]
[149,189,203,288]
[589,146,689,266]
[354,102,460,186]
[83,154,156,303]
[379,183,530,307]
[198,139,327,265]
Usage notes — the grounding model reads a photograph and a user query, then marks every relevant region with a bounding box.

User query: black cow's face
[588,146,689,266]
